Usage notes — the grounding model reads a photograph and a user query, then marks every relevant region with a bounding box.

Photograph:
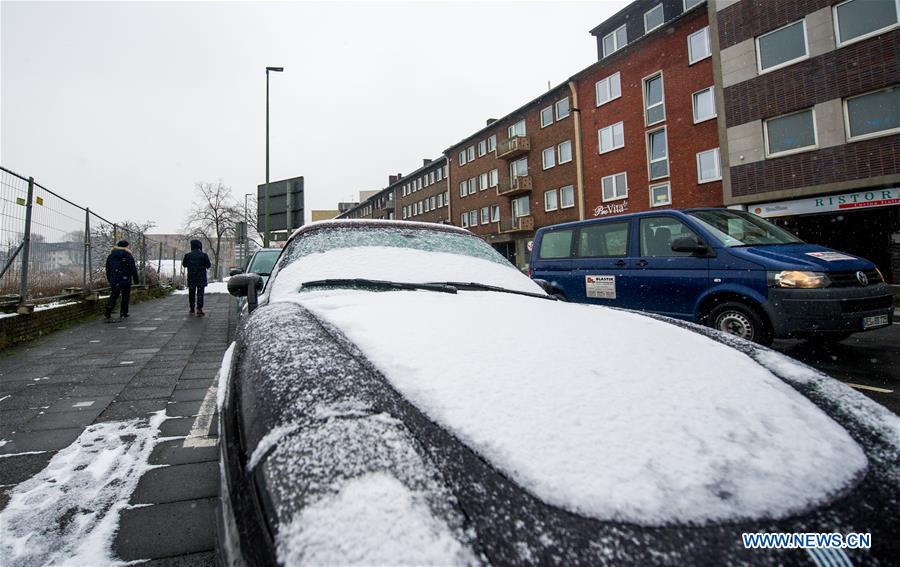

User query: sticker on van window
[586,275,616,299]
[805,251,856,262]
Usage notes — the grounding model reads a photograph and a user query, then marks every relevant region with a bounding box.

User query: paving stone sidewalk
[0,292,236,565]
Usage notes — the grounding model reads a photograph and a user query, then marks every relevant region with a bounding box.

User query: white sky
[1,0,625,233]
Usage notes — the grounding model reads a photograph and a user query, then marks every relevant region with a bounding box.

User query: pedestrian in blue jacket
[182,239,211,316]
[105,240,139,320]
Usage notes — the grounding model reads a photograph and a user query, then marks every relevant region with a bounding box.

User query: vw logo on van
[856,271,868,286]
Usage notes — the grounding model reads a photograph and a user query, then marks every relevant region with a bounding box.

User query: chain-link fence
[1,166,190,307]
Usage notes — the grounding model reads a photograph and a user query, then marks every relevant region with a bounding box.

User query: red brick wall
[577,9,722,219]
[396,160,450,224]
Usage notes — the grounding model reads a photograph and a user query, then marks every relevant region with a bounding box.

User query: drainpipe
[569,80,586,220]
[444,153,453,225]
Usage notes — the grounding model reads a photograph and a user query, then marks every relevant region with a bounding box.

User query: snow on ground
[288,289,868,526]
[172,280,230,295]
[0,412,166,566]
[275,472,478,566]
[269,246,543,301]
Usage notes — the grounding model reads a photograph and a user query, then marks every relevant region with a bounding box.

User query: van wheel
[707,302,773,346]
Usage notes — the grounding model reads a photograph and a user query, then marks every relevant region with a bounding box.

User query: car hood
[283,289,888,527]
[726,243,874,271]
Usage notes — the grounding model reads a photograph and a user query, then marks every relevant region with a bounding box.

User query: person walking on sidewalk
[104,240,140,320]
[182,239,211,316]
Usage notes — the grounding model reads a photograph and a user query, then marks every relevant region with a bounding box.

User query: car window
[688,209,803,247]
[247,250,280,275]
[539,230,573,259]
[577,222,629,257]
[639,217,698,257]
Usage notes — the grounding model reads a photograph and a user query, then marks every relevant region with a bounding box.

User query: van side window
[639,217,698,257]
[576,222,629,257]
[539,230,574,259]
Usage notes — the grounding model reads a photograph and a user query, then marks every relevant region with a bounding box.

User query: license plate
[862,314,889,329]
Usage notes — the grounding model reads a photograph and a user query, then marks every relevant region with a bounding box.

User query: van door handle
[636,259,649,268]
[615,260,627,267]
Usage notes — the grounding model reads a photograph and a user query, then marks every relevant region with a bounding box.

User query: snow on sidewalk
[172,281,230,295]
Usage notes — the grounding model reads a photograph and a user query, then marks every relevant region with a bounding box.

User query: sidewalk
[0,292,236,564]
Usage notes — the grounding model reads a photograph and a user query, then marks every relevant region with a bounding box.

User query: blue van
[530,208,894,345]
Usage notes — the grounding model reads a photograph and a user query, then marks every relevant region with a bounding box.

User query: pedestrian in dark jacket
[105,240,140,320]
[182,239,212,316]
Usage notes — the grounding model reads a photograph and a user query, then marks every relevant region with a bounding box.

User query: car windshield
[247,250,280,275]
[688,210,804,247]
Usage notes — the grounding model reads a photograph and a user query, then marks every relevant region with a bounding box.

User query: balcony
[496,175,533,197]
[495,136,530,159]
[380,199,394,212]
[498,215,534,234]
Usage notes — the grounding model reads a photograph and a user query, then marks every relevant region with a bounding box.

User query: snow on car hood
[284,289,868,526]
[268,246,544,300]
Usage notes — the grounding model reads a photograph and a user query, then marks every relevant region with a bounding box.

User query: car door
[631,215,710,318]
[570,219,636,307]
[533,227,577,298]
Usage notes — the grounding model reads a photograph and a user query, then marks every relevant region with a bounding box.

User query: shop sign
[592,200,628,217]
[751,187,900,218]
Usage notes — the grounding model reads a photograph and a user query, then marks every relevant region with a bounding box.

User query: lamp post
[244,192,253,266]
[264,66,284,247]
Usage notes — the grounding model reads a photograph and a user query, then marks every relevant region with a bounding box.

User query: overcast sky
[2,0,625,233]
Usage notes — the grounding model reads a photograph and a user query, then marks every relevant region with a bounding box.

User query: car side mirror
[229,268,244,277]
[671,235,710,255]
[228,273,263,312]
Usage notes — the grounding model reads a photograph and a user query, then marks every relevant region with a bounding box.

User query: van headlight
[770,271,830,288]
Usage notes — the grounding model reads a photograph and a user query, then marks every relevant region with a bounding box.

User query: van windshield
[688,210,804,247]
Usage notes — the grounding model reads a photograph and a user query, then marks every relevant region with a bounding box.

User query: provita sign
[751,187,900,218]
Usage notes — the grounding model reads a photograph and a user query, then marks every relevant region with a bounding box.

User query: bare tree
[184,180,239,280]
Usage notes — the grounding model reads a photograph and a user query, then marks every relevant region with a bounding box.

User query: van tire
[707,301,773,346]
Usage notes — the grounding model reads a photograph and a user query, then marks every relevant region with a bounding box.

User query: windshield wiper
[428,281,555,300]
[301,278,458,294]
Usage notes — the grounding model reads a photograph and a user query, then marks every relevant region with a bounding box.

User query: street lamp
[264,66,284,247]
[244,192,253,266]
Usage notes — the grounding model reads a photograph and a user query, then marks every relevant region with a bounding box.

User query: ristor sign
[752,187,900,218]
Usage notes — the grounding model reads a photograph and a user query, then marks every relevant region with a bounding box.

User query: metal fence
[1,166,190,306]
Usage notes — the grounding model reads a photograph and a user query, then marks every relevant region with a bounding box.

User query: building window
[418,201,423,215]
[469,210,478,226]
[696,148,722,183]
[479,172,489,190]
[443,165,449,177]
[542,147,556,169]
[603,24,627,57]
[756,20,808,73]
[834,0,900,47]
[487,134,497,152]
[491,204,500,222]
[424,199,430,213]
[468,177,477,195]
[688,27,711,64]
[510,157,528,180]
[595,72,622,106]
[648,128,669,179]
[489,169,499,187]
[765,109,817,157]
[459,151,466,166]
[684,0,704,9]
[478,140,486,157]
[508,120,526,138]
[844,86,900,141]
[541,106,554,128]
[437,193,443,208]
[692,87,716,123]
[599,122,625,154]
[558,140,573,164]
[430,196,436,209]
[461,213,468,228]
[436,168,442,181]
[467,145,475,161]
[545,189,559,211]
[511,195,530,218]
[644,4,664,33]
[650,183,671,207]
[459,181,467,198]
[602,172,628,202]
[556,97,570,119]
[430,172,435,185]
[644,73,665,125]
[560,185,575,208]
[481,206,490,224]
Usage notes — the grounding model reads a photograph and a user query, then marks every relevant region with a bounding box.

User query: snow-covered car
[219,220,899,566]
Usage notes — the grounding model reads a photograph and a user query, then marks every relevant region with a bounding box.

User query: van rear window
[577,222,629,257]
[539,230,573,259]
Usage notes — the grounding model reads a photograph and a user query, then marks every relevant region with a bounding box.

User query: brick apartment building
[710,0,900,280]
[576,0,723,219]
[397,157,450,224]
[339,188,392,220]
[446,85,581,268]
